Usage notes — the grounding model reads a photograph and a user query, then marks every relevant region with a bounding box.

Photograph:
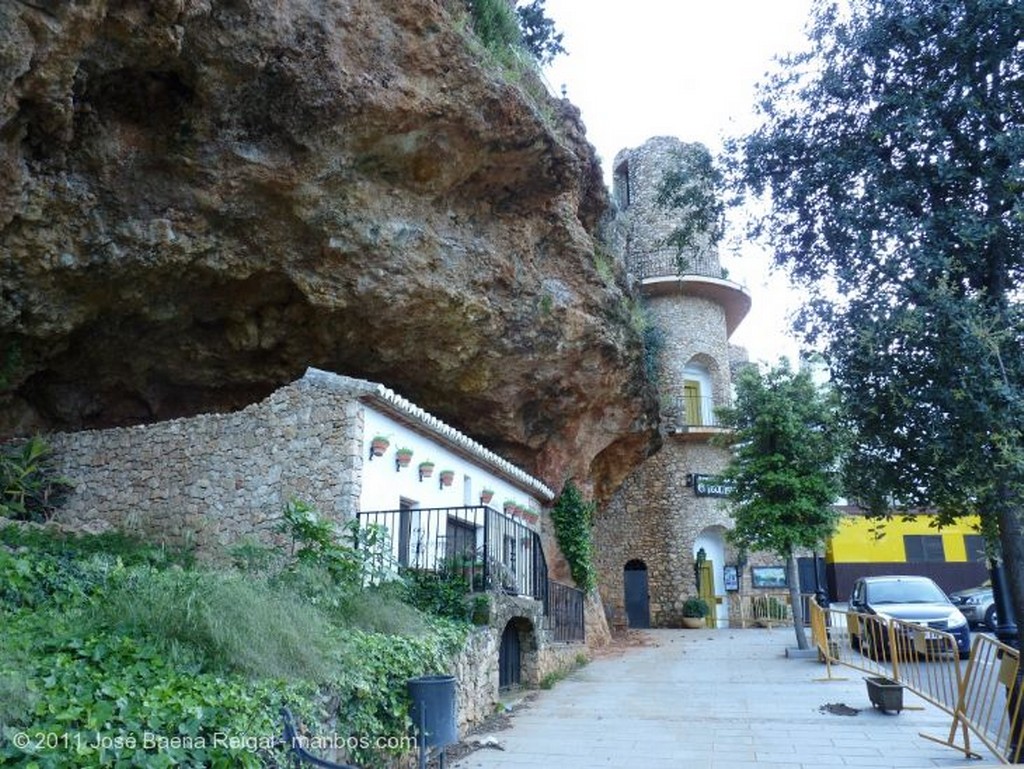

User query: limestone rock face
[0,0,657,493]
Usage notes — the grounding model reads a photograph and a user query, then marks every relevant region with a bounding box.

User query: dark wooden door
[499,622,521,688]
[624,561,650,628]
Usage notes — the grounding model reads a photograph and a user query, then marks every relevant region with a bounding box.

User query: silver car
[949,582,997,629]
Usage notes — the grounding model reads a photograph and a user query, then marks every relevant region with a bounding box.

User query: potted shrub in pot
[369,435,390,458]
[681,596,710,628]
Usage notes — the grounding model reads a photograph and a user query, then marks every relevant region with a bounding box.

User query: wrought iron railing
[356,505,542,599]
[356,505,584,641]
[662,394,721,429]
[546,579,585,642]
[627,249,724,281]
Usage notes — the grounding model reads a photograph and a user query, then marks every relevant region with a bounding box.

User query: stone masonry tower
[594,136,752,629]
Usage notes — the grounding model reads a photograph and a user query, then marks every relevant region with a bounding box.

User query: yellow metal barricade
[810,602,1024,763]
[931,633,1024,763]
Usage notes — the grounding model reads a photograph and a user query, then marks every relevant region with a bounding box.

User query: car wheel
[984,605,998,631]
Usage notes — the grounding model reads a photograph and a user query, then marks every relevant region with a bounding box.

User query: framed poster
[723,564,739,592]
[751,565,787,588]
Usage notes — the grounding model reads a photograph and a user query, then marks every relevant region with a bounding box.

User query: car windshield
[866,579,948,605]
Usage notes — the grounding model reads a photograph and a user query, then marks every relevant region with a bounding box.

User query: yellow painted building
[824,510,987,600]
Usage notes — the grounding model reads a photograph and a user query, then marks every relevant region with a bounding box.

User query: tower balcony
[662,395,733,441]
[640,273,752,338]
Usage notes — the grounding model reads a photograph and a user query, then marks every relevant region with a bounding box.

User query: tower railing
[627,249,724,281]
[662,395,721,429]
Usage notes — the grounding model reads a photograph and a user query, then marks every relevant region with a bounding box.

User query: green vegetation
[1,436,73,523]
[681,597,710,619]
[0,501,469,768]
[549,481,597,592]
[717,361,845,650]
[464,0,564,67]
[730,0,1024,638]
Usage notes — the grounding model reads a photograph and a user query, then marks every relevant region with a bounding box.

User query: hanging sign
[693,474,734,498]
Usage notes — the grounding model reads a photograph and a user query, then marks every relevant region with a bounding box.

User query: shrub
[549,481,597,592]
[0,437,73,522]
[682,596,710,618]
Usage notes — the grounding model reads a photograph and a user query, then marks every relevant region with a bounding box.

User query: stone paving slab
[451,628,1001,769]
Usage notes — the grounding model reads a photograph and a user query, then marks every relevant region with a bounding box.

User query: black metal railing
[356,505,584,642]
[627,249,725,282]
[663,395,721,429]
[356,505,544,600]
[546,579,585,642]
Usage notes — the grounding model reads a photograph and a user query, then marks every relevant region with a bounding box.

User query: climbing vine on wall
[550,481,597,593]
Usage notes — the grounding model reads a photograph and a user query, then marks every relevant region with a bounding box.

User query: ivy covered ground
[0,502,472,768]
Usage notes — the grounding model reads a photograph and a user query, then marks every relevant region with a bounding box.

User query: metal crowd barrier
[810,602,1023,762]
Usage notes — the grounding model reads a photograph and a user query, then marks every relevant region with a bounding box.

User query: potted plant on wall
[681,597,710,629]
[439,469,455,488]
[369,435,390,458]
[395,447,414,468]
[479,488,495,505]
[418,461,435,480]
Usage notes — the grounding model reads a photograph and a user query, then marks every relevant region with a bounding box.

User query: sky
[540,0,818,365]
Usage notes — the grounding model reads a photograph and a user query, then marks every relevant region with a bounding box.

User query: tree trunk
[996,497,1024,649]
[787,549,810,650]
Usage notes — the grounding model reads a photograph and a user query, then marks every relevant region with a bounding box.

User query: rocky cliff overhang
[0,0,659,495]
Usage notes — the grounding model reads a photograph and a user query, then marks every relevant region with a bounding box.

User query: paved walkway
[452,628,1000,769]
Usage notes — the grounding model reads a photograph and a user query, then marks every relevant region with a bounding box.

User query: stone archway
[497,615,535,690]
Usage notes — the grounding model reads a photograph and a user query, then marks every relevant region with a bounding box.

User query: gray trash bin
[407,674,458,749]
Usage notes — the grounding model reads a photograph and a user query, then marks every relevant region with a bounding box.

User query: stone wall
[611,136,723,280]
[47,372,365,555]
[447,596,587,733]
[594,438,737,627]
[449,628,500,730]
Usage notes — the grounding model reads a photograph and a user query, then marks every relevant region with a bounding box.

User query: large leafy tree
[719,361,845,650]
[730,0,1024,644]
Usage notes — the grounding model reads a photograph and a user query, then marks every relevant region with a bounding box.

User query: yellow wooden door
[698,560,716,628]
[683,380,702,425]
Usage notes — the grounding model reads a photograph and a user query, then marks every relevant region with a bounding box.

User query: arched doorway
[499,619,533,689]
[695,527,728,628]
[623,560,650,628]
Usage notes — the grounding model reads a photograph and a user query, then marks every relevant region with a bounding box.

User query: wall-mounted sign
[692,473,735,497]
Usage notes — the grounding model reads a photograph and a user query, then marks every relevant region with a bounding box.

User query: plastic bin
[407,675,458,748]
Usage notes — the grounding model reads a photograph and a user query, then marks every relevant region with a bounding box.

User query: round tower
[594,136,751,629]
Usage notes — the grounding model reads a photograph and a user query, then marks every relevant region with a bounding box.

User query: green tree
[515,0,565,66]
[718,361,845,650]
[466,0,565,66]
[730,0,1024,644]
